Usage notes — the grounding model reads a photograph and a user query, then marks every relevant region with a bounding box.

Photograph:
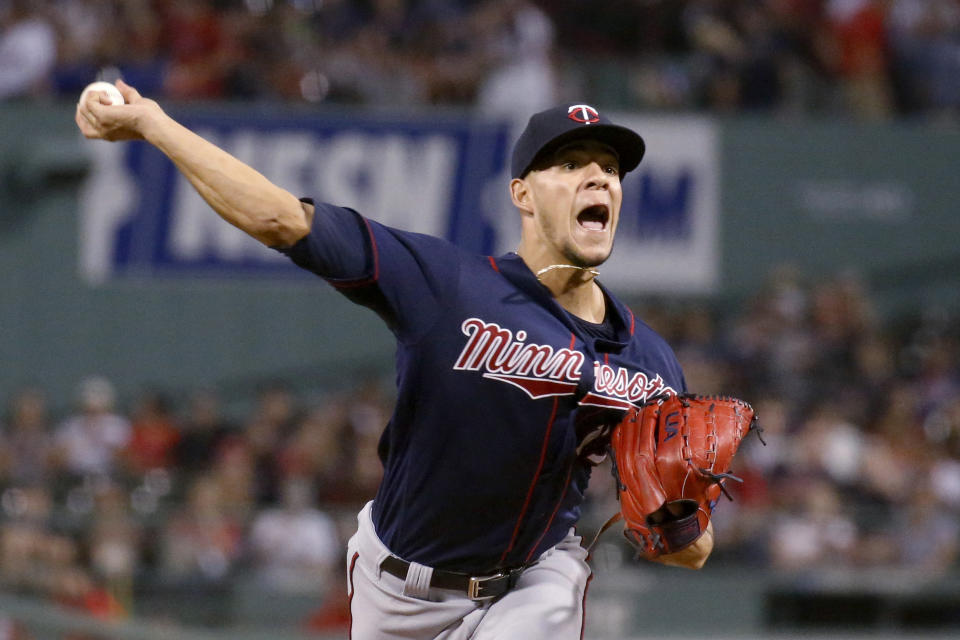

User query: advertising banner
[79,109,718,293]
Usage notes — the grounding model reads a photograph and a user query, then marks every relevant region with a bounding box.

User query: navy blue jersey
[280,202,686,573]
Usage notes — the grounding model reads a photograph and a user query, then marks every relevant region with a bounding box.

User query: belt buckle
[467,572,505,600]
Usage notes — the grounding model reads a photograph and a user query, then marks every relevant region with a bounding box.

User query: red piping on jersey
[524,461,574,564]
[628,308,636,335]
[488,256,500,272]
[332,217,381,290]
[347,551,359,640]
[498,333,575,566]
[580,572,594,640]
[498,396,560,565]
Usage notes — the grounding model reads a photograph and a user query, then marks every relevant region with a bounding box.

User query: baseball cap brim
[517,123,645,179]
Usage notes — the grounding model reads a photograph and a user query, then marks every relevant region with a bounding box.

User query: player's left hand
[608,393,760,563]
[75,79,164,142]
[650,520,713,569]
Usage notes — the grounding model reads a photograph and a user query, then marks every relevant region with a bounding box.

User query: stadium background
[2,1,960,638]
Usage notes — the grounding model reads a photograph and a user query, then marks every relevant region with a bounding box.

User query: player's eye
[604,165,619,176]
[562,161,578,170]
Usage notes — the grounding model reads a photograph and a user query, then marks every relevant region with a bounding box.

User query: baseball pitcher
[77,82,755,640]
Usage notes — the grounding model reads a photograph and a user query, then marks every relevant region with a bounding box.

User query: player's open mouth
[577,205,609,231]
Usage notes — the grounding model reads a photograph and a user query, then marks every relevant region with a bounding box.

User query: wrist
[139,107,173,145]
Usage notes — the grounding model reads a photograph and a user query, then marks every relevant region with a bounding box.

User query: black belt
[380,555,527,600]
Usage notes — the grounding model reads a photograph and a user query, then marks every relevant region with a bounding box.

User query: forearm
[76,80,314,247]
[142,112,310,248]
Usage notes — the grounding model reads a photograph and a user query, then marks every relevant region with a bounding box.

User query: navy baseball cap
[511,104,646,179]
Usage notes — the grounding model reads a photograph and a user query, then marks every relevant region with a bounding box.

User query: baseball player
[76,81,713,639]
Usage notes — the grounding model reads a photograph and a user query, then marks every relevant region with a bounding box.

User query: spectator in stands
[0,387,56,487]
[52,0,121,91]
[890,482,960,573]
[52,377,131,480]
[729,265,818,406]
[158,474,243,583]
[912,322,960,415]
[0,485,59,589]
[0,0,56,100]
[0,616,32,639]
[887,0,960,116]
[669,302,735,394]
[823,0,895,119]
[123,390,181,476]
[277,400,354,504]
[767,476,859,570]
[928,397,960,509]
[176,387,236,481]
[208,437,257,522]
[243,383,300,504]
[85,482,141,611]
[51,0,165,98]
[343,380,390,502]
[476,0,558,115]
[247,475,340,594]
[159,0,235,100]
[859,386,928,506]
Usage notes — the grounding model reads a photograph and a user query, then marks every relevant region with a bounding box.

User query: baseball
[79,81,125,106]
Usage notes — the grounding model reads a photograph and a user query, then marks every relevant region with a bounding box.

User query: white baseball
[79,81,125,106]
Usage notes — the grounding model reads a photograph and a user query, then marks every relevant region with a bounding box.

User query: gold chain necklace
[535,264,599,280]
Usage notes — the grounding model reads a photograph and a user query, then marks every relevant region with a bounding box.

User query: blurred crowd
[608,267,960,574]
[0,376,389,634]
[2,0,960,119]
[0,266,958,634]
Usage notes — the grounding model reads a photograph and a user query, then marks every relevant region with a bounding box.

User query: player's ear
[510,178,534,215]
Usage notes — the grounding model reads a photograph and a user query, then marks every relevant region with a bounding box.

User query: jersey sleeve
[278,201,371,280]
[276,200,459,340]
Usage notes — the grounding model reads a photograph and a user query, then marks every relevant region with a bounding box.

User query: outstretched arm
[74,79,312,248]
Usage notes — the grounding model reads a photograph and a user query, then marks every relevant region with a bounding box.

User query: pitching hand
[75,79,163,142]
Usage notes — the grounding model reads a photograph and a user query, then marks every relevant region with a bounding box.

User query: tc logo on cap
[567,104,600,124]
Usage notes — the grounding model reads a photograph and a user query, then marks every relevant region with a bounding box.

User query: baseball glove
[607,393,760,559]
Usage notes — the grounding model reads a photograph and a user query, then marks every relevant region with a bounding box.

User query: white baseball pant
[346,501,593,640]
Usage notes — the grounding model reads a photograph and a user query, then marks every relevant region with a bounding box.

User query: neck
[554,279,606,323]
[518,252,605,323]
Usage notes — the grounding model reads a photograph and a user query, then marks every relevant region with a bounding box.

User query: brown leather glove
[608,393,760,559]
